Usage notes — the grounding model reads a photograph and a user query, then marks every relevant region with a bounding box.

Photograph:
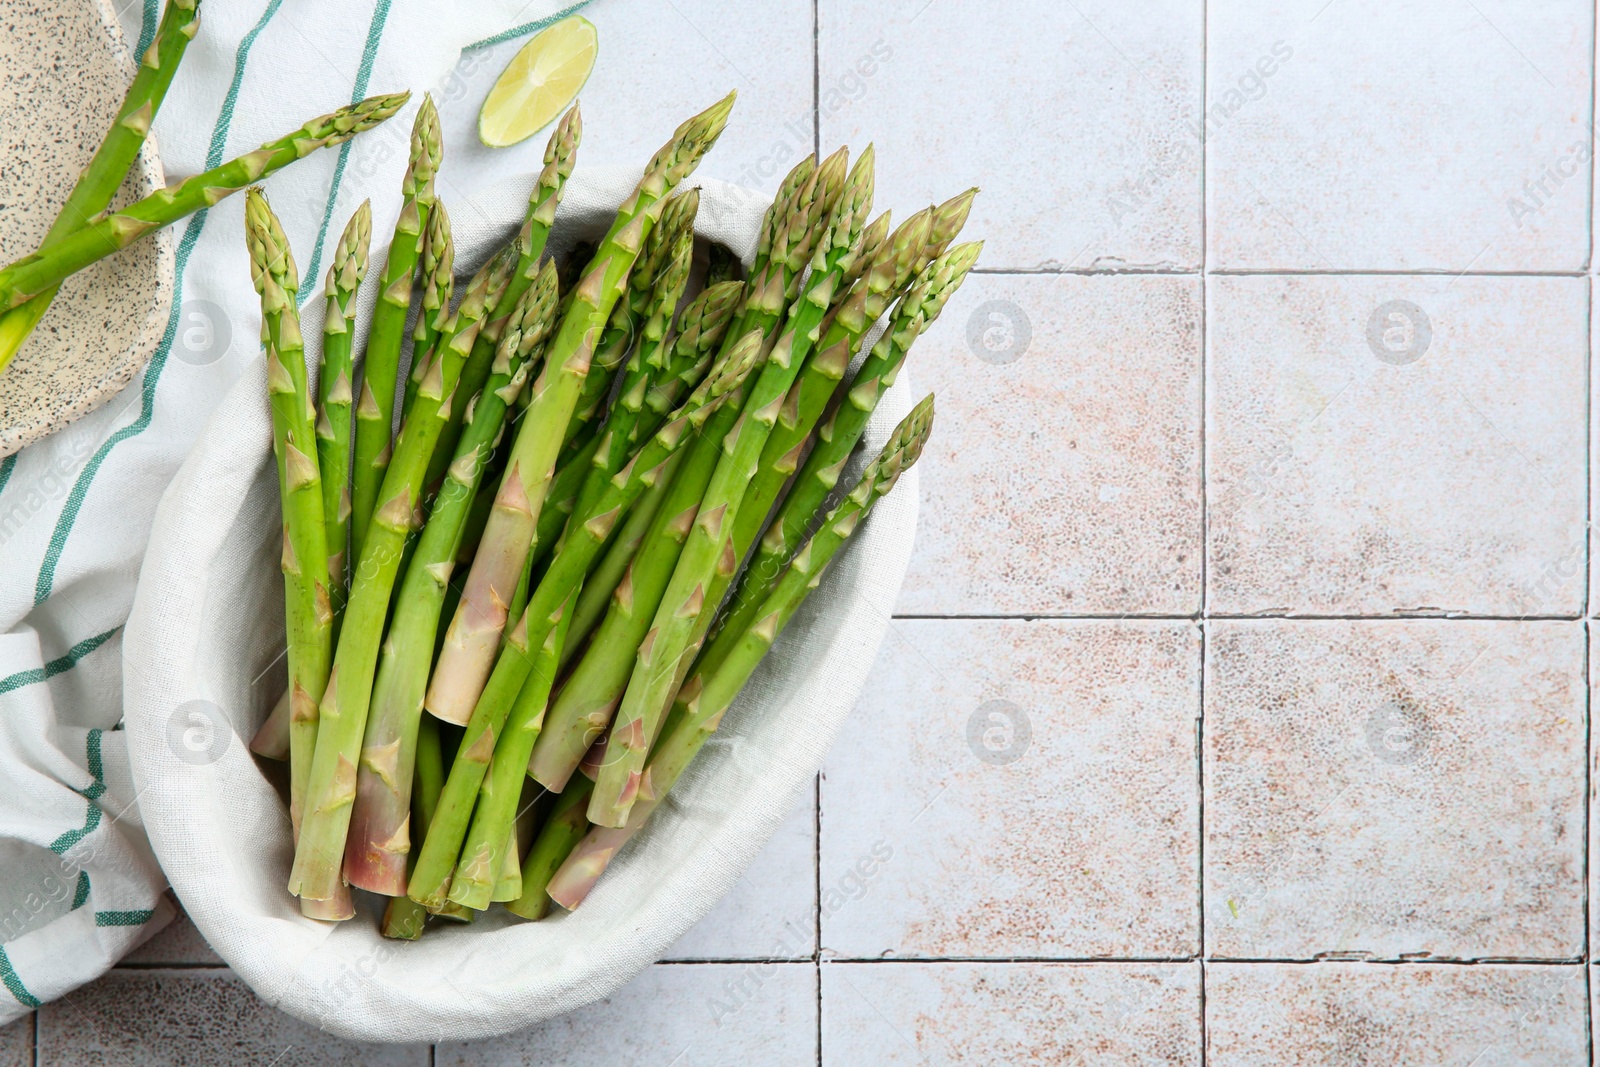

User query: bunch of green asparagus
[0,0,408,374]
[245,90,980,934]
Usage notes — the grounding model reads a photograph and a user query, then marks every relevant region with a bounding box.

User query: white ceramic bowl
[122,171,919,1041]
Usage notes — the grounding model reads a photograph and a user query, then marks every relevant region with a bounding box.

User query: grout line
[655,959,819,967]
[1207,268,1592,277]
[653,955,1589,966]
[1586,276,1594,996]
[1198,0,1210,1059]
[1589,959,1595,1067]
[1586,12,1596,1062]
[1588,0,1596,277]
[1198,957,1588,967]
[890,612,1594,622]
[1585,620,1593,1004]
[969,267,1595,278]
[812,1,823,1060]
[814,772,824,1067]
[973,267,1202,276]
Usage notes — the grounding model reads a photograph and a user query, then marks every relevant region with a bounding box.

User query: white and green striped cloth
[0,0,583,1024]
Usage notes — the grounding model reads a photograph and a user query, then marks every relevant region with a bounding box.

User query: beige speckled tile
[1207,0,1593,270]
[1590,304,1600,617]
[1205,620,1584,960]
[822,620,1200,959]
[1590,626,1600,949]
[823,962,1202,1066]
[0,1015,30,1067]
[1207,962,1587,1065]
[119,895,221,967]
[897,275,1203,616]
[665,790,817,960]
[36,969,427,1065]
[433,0,814,202]
[1207,275,1587,616]
[437,963,816,1066]
[819,0,1203,270]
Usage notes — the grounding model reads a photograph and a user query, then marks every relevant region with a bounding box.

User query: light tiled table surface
[10,0,1600,1062]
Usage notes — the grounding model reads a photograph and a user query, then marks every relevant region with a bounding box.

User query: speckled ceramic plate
[0,0,176,457]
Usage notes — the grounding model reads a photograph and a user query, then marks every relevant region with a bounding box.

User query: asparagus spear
[924,188,981,266]
[316,203,372,624]
[525,217,698,581]
[349,96,441,563]
[709,238,978,650]
[560,454,679,664]
[245,190,355,922]
[750,155,817,284]
[400,204,457,419]
[522,265,727,602]
[524,328,763,697]
[421,245,525,492]
[249,689,291,760]
[524,332,764,793]
[421,106,579,501]
[505,771,595,920]
[586,148,863,827]
[423,93,736,728]
[0,92,410,313]
[518,432,604,601]
[290,211,518,904]
[245,190,330,832]
[343,264,559,896]
[425,100,582,491]
[659,206,952,703]
[492,823,525,903]
[478,192,680,629]
[383,209,459,630]
[559,280,744,653]
[705,241,740,287]
[546,398,935,908]
[381,714,470,938]
[447,589,577,910]
[482,104,582,355]
[405,331,760,910]
[527,167,844,791]
[561,189,702,462]
[0,0,203,373]
[698,243,979,689]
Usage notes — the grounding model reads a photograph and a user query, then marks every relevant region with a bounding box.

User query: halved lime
[478,15,597,148]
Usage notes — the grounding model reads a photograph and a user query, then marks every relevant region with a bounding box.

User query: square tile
[898,275,1203,616]
[1207,962,1587,1065]
[1207,0,1593,270]
[1205,620,1585,960]
[432,0,815,204]
[0,1015,30,1067]
[1590,302,1600,615]
[1207,275,1587,615]
[437,963,816,1066]
[119,895,222,966]
[665,789,817,960]
[1590,626,1600,947]
[822,620,1200,958]
[822,962,1202,1066]
[820,0,1204,270]
[37,969,428,1065]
